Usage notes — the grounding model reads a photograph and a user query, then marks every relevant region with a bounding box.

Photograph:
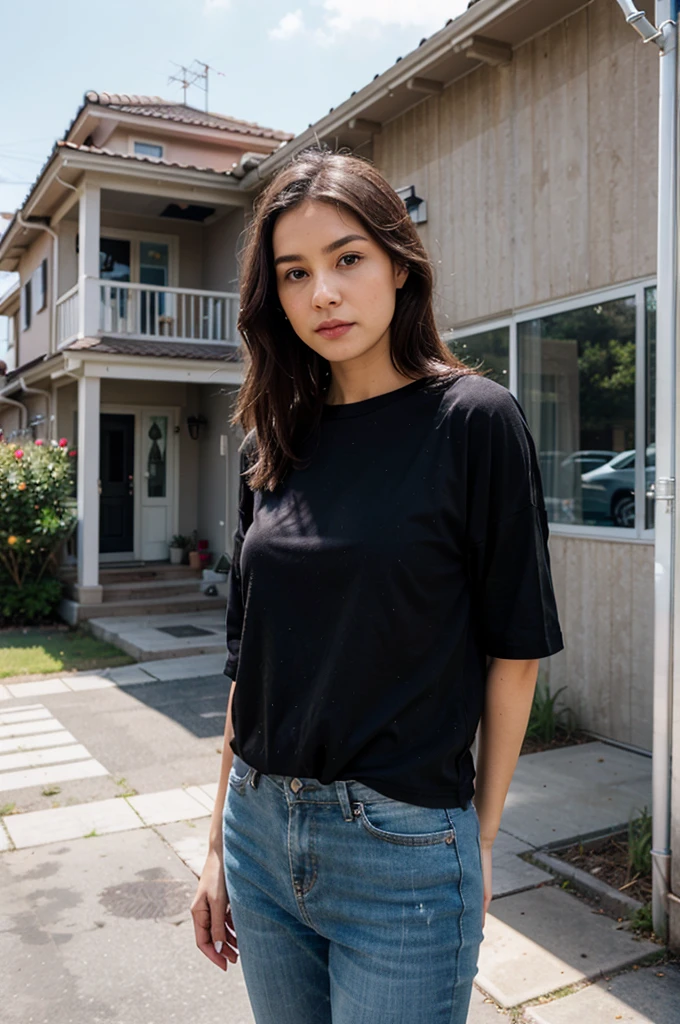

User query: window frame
[132,139,164,161]
[21,279,32,332]
[447,275,657,543]
[33,258,48,314]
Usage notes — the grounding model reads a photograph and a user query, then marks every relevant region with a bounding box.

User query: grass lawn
[0,628,134,678]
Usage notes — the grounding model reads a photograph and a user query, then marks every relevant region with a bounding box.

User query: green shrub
[0,437,76,624]
[628,806,653,877]
[526,680,576,744]
[0,576,63,624]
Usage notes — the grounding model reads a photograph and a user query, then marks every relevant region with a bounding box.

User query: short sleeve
[224,430,256,679]
[463,379,564,660]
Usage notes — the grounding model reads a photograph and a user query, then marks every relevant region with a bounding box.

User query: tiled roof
[85,92,294,142]
[56,139,238,178]
[65,336,244,362]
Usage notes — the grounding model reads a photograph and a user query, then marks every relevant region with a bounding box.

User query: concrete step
[64,592,226,624]
[102,578,205,602]
[60,564,201,586]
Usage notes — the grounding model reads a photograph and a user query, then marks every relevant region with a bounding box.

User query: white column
[77,182,101,338]
[76,374,102,601]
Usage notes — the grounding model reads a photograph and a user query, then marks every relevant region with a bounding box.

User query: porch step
[102,578,207,602]
[60,564,201,586]
[78,592,226,621]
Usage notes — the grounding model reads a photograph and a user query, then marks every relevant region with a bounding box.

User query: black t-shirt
[225,372,564,809]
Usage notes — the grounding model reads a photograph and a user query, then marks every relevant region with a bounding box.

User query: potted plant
[186,530,201,569]
[169,534,187,565]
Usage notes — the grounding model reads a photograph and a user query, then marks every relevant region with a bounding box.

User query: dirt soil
[554,833,652,905]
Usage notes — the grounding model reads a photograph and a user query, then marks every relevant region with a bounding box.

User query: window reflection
[447,327,509,387]
[518,298,636,528]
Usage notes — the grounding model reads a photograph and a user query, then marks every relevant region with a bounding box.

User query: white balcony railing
[99,281,240,344]
[56,284,80,346]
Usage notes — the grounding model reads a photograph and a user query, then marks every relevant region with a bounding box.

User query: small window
[21,279,32,332]
[134,141,164,159]
[33,259,48,313]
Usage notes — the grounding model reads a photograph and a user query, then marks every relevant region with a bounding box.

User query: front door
[100,414,135,554]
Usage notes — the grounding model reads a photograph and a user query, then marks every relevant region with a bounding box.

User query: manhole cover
[98,878,195,919]
[157,625,215,638]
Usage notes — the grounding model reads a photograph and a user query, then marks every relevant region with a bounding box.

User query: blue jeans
[222,754,485,1024]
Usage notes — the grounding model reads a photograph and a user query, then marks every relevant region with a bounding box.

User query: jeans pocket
[228,754,252,794]
[357,798,457,846]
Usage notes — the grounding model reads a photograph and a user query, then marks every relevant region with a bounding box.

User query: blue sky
[0,0,468,217]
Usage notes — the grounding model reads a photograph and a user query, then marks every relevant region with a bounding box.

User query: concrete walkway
[0,656,673,1023]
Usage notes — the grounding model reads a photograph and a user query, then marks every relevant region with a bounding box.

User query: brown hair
[231,146,483,491]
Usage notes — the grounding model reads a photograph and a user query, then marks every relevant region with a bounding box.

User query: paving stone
[0,685,11,701]
[467,986,507,1022]
[477,886,658,1007]
[127,787,211,825]
[107,665,155,685]
[500,743,652,847]
[6,678,70,698]
[0,821,11,851]
[185,784,216,811]
[142,654,226,681]
[159,818,212,876]
[524,963,680,1024]
[62,674,116,691]
[5,795,143,848]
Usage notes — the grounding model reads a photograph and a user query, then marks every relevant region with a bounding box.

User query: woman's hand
[191,846,239,971]
[480,840,493,927]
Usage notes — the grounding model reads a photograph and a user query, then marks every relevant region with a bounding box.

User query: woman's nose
[312,275,341,309]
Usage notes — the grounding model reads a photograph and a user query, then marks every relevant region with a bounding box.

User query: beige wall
[373,0,658,327]
[202,209,244,293]
[58,221,78,297]
[196,384,242,560]
[17,231,53,365]
[99,126,273,174]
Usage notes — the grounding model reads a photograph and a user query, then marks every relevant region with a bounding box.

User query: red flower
[58,438,68,447]
[14,449,24,459]
[68,450,77,457]
[35,439,44,446]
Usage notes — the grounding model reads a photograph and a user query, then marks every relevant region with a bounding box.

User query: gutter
[17,377,53,440]
[615,0,677,942]
[0,392,28,431]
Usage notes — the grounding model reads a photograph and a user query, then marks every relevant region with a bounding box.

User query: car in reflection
[539,450,617,523]
[580,445,655,527]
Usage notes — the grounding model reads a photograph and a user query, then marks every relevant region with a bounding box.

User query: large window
[446,326,509,387]
[447,281,655,538]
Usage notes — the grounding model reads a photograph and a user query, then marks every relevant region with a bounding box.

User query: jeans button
[290,778,303,793]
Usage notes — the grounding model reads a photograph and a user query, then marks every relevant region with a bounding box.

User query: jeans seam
[447,814,466,1021]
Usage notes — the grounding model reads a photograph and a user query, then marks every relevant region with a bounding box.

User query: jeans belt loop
[335,779,354,821]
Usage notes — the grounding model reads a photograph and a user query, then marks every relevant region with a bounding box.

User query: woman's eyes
[284,253,363,281]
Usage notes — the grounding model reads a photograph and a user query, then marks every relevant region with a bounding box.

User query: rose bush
[0,438,77,624]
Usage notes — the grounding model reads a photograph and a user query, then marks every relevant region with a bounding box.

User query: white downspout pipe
[18,377,53,441]
[15,210,58,356]
[616,0,678,942]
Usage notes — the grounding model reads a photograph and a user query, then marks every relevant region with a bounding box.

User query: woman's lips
[316,323,354,339]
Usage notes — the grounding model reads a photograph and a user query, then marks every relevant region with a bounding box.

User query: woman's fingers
[191,889,238,970]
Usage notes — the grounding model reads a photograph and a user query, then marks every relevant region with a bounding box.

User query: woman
[191,148,564,1023]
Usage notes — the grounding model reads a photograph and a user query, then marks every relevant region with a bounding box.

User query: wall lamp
[187,414,207,440]
[396,185,427,225]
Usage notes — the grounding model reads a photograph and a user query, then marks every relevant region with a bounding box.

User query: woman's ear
[395,263,409,290]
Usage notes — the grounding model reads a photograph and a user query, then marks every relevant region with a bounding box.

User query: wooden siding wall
[373,0,658,326]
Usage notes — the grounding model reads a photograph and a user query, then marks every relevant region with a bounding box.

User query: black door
[100,414,134,554]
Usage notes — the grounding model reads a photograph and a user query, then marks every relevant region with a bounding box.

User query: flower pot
[169,546,184,565]
[188,551,201,569]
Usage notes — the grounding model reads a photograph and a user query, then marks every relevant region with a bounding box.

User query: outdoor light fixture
[187,414,207,440]
[396,185,427,225]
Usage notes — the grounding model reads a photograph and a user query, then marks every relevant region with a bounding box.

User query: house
[0,91,293,618]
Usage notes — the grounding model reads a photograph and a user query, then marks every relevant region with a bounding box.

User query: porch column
[76,374,102,601]
[77,182,100,338]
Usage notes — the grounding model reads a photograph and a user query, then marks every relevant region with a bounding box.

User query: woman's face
[272,199,408,366]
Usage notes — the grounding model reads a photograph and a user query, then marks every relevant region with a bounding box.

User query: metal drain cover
[99,878,195,919]
[157,625,215,638]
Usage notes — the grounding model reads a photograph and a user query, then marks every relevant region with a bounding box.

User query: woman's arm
[208,677,237,851]
[473,656,539,848]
